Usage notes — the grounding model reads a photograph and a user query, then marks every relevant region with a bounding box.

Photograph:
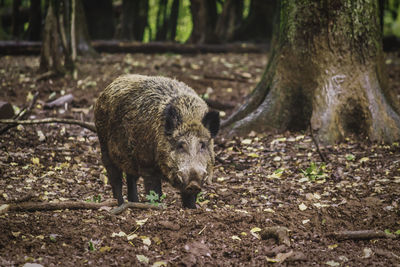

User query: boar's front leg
[143,173,163,198]
[181,192,197,209]
[126,174,139,202]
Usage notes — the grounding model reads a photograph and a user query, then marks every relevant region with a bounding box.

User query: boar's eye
[200,141,207,151]
[176,141,186,152]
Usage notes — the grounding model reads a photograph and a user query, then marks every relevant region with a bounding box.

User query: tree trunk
[223,0,400,144]
[39,0,64,73]
[82,0,115,39]
[11,0,22,39]
[168,0,180,41]
[215,0,243,42]
[234,0,277,42]
[26,0,42,41]
[156,0,168,41]
[74,0,96,56]
[188,0,218,44]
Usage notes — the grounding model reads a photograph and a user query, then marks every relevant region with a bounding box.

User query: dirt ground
[0,52,400,266]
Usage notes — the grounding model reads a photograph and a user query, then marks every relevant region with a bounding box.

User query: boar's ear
[202,110,220,138]
[164,104,182,136]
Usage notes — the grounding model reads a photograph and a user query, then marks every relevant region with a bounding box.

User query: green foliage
[88,240,95,251]
[196,192,205,204]
[301,162,327,181]
[384,0,400,37]
[86,195,102,203]
[146,190,166,207]
[144,0,192,43]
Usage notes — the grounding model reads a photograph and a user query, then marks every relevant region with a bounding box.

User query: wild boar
[94,75,219,208]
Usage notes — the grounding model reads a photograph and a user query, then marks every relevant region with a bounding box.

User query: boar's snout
[177,167,207,193]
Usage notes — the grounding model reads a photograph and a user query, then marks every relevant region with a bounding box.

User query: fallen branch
[0,91,39,135]
[329,230,398,241]
[260,226,291,246]
[110,201,161,215]
[0,199,159,214]
[0,118,96,132]
[0,40,268,55]
[0,199,115,213]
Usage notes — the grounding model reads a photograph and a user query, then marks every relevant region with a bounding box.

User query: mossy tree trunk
[223,0,400,144]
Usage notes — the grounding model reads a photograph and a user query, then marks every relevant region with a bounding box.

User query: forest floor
[0,52,400,266]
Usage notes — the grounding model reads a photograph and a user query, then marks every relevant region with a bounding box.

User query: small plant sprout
[146,190,166,207]
[301,162,327,181]
[196,192,205,204]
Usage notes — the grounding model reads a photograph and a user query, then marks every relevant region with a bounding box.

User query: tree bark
[168,0,180,41]
[188,0,218,44]
[11,0,22,39]
[82,0,115,39]
[223,0,400,144]
[215,0,243,42]
[74,0,97,56]
[233,0,277,42]
[39,0,64,74]
[26,0,42,41]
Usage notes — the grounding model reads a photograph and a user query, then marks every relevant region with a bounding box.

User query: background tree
[233,0,278,43]
[82,0,115,40]
[118,0,148,41]
[40,0,95,75]
[215,0,243,42]
[188,0,218,44]
[26,0,42,41]
[223,0,400,144]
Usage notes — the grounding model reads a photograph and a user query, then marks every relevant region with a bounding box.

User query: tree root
[260,226,291,246]
[0,118,96,133]
[0,199,160,214]
[309,122,326,162]
[110,201,162,215]
[329,230,398,241]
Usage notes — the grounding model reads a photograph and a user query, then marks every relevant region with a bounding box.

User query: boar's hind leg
[126,174,139,202]
[144,174,163,198]
[101,152,124,205]
[181,193,197,209]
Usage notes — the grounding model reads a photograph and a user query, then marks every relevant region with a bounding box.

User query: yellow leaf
[241,139,252,145]
[248,153,259,158]
[111,231,126,237]
[152,261,167,267]
[231,235,241,241]
[142,237,151,246]
[328,244,338,250]
[32,157,40,165]
[99,246,111,253]
[136,255,149,264]
[359,157,369,163]
[250,227,261,233]
[136,218,148,226]
[298,203,307,211]
[12,231,21,237]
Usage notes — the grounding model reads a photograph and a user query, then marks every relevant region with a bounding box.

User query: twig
[110,202,162,215]
[309,122,326,162]
[329,230,398,241]
[260,226,291,246]
[0,118,96,133]
[0,92,39,135]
